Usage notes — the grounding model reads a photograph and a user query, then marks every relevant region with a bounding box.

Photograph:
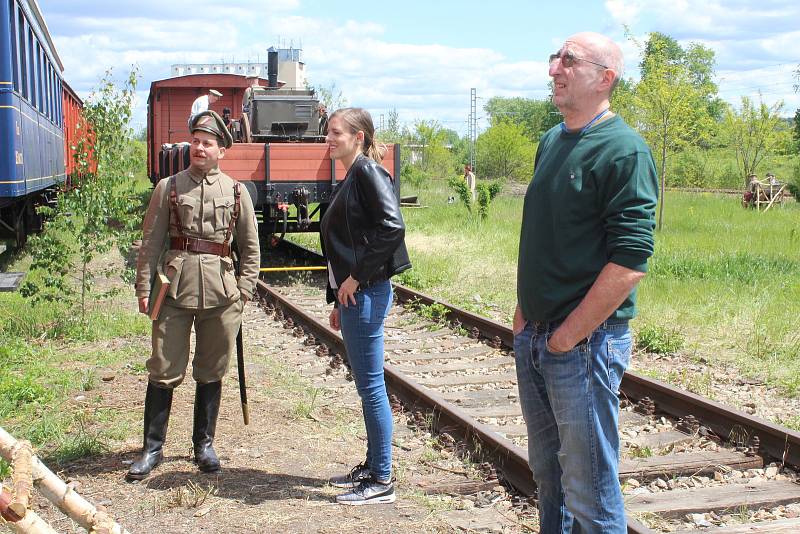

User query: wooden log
[10,440,33,519]
[1,485,23,522]
[0,426,131,534]
[2,507,59,534]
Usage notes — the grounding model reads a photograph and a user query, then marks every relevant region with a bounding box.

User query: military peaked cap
[190,110,233,149]
[209,89,223,97]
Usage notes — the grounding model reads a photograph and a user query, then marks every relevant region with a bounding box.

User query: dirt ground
[18,302,526,534]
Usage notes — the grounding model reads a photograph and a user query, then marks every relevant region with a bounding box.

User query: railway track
[256,240,800,533]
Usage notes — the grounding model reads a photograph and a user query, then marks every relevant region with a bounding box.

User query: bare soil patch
[18,303,527,533]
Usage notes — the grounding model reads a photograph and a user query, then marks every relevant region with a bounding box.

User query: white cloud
[603,0,800,114]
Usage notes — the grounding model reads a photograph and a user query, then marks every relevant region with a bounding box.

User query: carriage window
[9,0,20,92]
[18,10,27,100]
[27,28,36,106]
[46,62,52,120]
[36,43,44,112]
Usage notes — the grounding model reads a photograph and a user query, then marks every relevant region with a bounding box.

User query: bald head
[565,32,624,92]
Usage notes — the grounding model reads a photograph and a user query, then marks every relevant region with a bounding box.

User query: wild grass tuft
[636,324,685,354]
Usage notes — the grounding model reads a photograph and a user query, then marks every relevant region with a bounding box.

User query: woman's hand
[329,308,340,331]
[337,276,359,307]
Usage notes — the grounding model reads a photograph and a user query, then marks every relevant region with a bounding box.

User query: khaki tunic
[135,166,261,386]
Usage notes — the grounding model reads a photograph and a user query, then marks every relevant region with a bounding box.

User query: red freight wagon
[147,70,399,236]
[62,80,84,177]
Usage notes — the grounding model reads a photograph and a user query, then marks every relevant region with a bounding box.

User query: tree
[410,120,456,179]
[21,68,142,326]
[483,96,560,141]
[310,81,348,110]
[380,108,407,143]
[475,120,536,181]
[723,95,784,184]
[640,32,725,122]
[634,37,711,230]
[793,109,800,153]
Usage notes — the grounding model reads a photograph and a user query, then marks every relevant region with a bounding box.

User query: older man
[129,110,260,480]
[513,32,658,532]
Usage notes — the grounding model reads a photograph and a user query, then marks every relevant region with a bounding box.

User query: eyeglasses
[549,50,608,70]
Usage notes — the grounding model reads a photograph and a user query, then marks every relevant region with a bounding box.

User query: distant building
[404,144,454,165]
[170,47,306,89]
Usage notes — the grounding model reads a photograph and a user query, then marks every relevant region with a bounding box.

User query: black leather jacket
[321,155,411,305]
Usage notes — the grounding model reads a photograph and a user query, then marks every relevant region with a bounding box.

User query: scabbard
[236,324,249,425]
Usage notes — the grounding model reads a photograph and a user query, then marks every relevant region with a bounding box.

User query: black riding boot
[127,383,173,481]
[193,381,222,472]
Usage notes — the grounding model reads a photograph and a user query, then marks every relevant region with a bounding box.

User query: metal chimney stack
[267,47,278,88]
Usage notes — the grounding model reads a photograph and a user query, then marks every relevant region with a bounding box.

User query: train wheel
[241,113,252,143]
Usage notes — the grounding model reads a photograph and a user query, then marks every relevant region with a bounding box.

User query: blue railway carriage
[0,0,66,247]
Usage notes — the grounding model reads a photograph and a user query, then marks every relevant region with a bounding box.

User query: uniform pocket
[220,256,239,298]
[164,256,184,299]
[213,196,235,230]
[177,195,198,232]
[607,334,632,394]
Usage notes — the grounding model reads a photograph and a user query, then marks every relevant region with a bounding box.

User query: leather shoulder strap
[224,181,241,245]
[169,175,185,236]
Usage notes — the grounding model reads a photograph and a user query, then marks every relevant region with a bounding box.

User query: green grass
[0,251,149,467]
[392,180,800,397]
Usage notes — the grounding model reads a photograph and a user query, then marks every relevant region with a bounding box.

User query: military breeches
[147,300,244,388]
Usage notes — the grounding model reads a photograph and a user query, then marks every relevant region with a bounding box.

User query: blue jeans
[339,279,394,481]
[513,320,631,534]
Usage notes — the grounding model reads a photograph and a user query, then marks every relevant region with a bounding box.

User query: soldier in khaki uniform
[128,110,260,480]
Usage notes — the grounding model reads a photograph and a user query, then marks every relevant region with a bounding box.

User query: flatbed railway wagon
[0,0,81,248]
[147,67,399,239]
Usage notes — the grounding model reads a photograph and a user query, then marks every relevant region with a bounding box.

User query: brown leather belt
[170,237,231,257]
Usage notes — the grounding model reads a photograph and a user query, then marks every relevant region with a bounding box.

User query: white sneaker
[335,476,396,506]
[329,463,371,489]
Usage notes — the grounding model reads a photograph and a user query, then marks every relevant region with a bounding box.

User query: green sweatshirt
[517,115,658,323]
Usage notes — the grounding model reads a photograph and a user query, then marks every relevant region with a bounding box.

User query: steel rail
[256,279,653,533]
[267,239,800,531]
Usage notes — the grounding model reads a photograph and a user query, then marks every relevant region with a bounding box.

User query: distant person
[318,104,329,136]
[189,89,222,128]
[321,107,411,505]
[221,107,232,129]
[514,32,657,532]
[464,164,476,201]
[129,110,260,481]
[242,76,262,113]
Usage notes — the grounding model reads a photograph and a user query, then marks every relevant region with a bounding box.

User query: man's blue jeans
[513,320,631,534]
[339,280,394,481]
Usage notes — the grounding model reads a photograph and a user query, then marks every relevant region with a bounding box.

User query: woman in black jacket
[320,107,411,505]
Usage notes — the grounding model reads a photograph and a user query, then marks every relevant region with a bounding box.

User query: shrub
[787,159,800,202]
[636,324,685,354]
[448,176,473,212]
[476,181,502,220]
[401,164,428,189]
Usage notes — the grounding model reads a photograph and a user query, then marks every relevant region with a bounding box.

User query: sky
[37,0,800,135]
